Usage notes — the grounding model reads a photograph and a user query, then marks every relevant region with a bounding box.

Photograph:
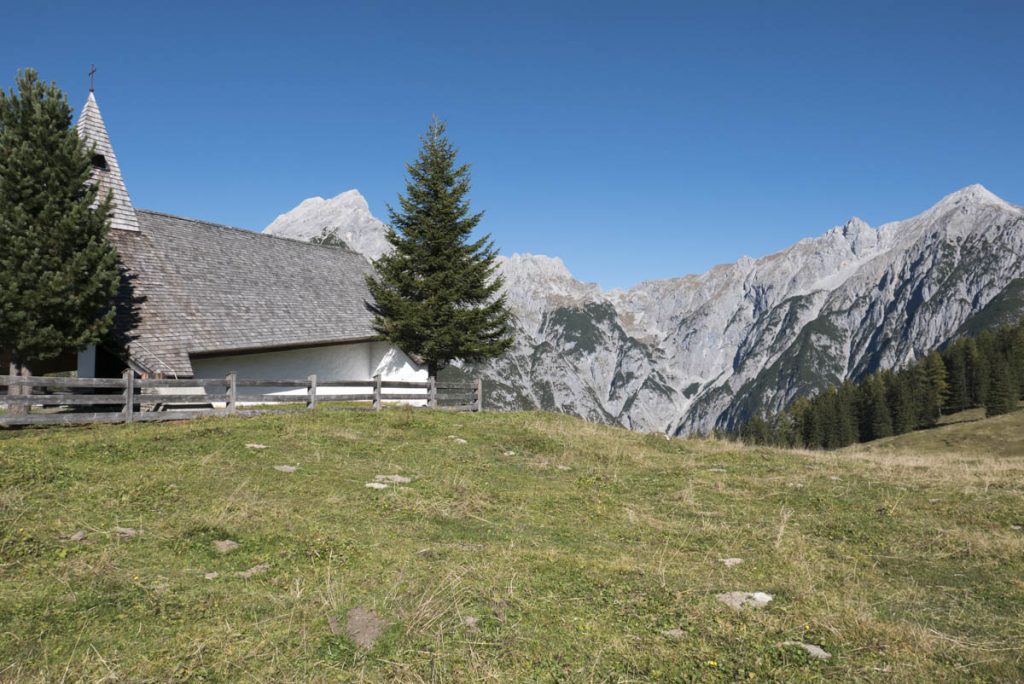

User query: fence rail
[0,372,483,428]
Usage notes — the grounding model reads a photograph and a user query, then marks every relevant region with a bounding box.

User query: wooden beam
[226,372,237,414]
[123,369,135,423]
[307,374,317,410]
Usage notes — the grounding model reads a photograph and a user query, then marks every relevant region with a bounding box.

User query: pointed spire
[75,92,140,232]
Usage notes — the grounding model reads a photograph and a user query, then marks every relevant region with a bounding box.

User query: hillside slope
[2,410,1022,681]
[842,406,1024,458]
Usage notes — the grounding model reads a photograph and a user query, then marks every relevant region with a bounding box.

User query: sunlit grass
[1,408,1022,681]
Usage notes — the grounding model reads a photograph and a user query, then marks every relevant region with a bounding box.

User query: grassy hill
[841,405,1024,459]
[1,408,1022,681]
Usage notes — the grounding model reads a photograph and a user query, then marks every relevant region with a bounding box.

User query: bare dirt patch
[345,606,388,649]
[213,539,240,554]
[235,563,269,579]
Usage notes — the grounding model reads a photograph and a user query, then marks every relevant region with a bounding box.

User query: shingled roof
[76,92,140,232]
[109,210,379,377]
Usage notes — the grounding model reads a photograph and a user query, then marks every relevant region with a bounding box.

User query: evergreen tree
[964,337,989,406]
[918,352,949,427]
[886,372,915,435]
[861,374,893,441]
[984,359,1018,417]
[0,69,120,369]
[944,342,969,412]
[366,118,514,378]
[835,381,860,446]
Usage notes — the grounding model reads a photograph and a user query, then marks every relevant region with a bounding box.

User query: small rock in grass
[235,563,269,579]
[503,450,516,456]
[556,465,572,471]
[719,557,744,568]
[778,640,832,660]
[661,628,685,638]
[245,443,269,450]
[829,476,842,481]
[717,591,773,609]
[273,465,297,473]
[113,526,140,539]
[204,571,219,580]
[213,539,240,554]
[374,474,412,484]
[63,530,87,542]
[1010,524,1022,531]
[345,606,388,649]
[449,435,468,444]
[365,482,388,490]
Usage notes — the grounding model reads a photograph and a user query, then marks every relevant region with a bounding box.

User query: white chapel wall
[189,340,427,403]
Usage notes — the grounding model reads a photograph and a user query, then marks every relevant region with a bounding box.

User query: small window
[91,154,109,171]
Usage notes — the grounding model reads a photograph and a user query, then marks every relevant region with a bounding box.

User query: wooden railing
[0,371,483,427]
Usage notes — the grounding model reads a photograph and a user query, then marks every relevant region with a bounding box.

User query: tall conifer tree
[0,69,120,369]
[984,359,1018,417]
[366,118,514,378]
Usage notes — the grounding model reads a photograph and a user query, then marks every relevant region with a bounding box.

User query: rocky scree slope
[264,184,1024,434]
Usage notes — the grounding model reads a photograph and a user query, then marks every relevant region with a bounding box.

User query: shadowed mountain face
[267,185,1024,434]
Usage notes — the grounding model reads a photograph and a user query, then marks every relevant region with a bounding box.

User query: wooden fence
[0,371,483,428]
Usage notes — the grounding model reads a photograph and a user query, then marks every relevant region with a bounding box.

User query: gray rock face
[268,184,1024,434]
[263,189,390,261]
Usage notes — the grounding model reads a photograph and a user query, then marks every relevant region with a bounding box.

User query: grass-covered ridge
[1,409,1022,681]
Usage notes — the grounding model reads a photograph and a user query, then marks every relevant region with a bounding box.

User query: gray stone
[717,591,773,609]
[778,641,832,660]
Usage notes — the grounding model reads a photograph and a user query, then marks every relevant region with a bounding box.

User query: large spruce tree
[366,118,513,378]
[0,70,120,369]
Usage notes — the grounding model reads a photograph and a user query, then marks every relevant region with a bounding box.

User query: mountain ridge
[263,184,1024,433]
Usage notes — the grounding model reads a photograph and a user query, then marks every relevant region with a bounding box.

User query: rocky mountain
[263,189,390,260]
[266,184,1024,434]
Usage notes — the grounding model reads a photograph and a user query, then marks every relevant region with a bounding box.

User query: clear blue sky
[3,1,1022,289]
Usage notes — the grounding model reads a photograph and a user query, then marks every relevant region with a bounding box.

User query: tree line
[734,320,1024,449]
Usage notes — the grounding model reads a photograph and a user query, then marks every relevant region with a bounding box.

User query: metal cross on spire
[89,64,96,92]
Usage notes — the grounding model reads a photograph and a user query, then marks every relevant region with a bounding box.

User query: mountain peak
[934,183,1007,210]
[263,188,389,260]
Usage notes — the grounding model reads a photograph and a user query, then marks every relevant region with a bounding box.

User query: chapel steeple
[75,90,140,232]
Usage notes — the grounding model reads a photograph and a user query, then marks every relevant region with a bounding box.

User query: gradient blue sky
[3,1,1022,289]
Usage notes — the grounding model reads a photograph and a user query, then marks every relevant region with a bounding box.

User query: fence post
[428,376,437,409]
[123,368,135,423]
[373,374,382,412]
[307,374,317,410]
[226,372,237,414]
[475,378,483,413]
[6,363,24,416]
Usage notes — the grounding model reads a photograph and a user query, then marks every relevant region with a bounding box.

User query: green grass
[848,405,1024,458]
[1,408,1022,681]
